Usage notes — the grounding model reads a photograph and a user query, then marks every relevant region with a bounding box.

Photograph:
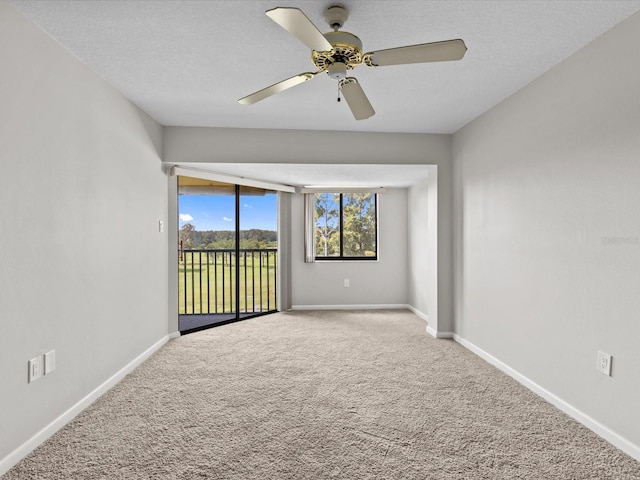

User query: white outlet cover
[28,356,42,383]
[597,351,612,376]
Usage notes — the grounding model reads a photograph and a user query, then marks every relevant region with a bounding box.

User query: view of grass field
[178,177,278,321]
[178,250,276,315]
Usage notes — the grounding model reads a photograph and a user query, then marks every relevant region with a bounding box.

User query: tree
[179,223,196,249]
[314,193,339,256]
[312,193,377,258]
[179,226,278,250]
[342,193,376,256]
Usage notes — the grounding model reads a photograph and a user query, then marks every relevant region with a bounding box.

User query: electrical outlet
[28,356,42,383]
[344,278,350,288]
[44,350,56,375]
[597,351,612,376]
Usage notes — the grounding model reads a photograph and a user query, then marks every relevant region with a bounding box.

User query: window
[313,193,378,260]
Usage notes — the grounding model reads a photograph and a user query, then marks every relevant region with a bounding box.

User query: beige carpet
[5,310,639,479]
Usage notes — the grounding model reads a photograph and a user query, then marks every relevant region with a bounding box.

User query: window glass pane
[314,193,340,257]
[312,192,378,260]
[342,193,376,257]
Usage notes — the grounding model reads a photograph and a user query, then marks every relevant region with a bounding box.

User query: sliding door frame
[168,165,295,334]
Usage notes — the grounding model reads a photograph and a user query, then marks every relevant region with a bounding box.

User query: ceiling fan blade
[365,39,467,67]
[238,72,320,105]
[339,77,375,121]
[266,7,333,52]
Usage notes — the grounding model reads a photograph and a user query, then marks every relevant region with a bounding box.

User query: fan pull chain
[337,84,341,102]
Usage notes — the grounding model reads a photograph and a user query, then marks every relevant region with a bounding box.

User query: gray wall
[0,1,169,466]
[277,192,293,311]
[452,11,640,448]
[408,178,429,316]
[291,189,408,308]
[163,126,454,331]
[163,127,450,166]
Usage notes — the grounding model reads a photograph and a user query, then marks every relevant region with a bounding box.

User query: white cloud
[243,203,252,208]
[223,216,233,222]
[179,213,194,222]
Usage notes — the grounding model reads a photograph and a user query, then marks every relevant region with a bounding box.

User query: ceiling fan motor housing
[312,31,363,78]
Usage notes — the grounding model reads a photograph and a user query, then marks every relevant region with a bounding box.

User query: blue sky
[179,193,277,231]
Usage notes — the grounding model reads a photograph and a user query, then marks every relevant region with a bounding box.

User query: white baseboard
[0,333,178,477]
[291,304,410,311]
[426,325,454,339]
[453,333,640,462]
[406,306,453,339]
[407,305,428,323]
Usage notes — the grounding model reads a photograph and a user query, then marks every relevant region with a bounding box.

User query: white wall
[291,189,408,308]
[452,10,640,454]
[0,2,169,471]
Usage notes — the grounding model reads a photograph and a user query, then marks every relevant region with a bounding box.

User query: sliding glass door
[177,177,277,333]
[238,186,278,316]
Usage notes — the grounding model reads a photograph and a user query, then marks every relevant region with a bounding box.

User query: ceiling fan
[238,5,467,120]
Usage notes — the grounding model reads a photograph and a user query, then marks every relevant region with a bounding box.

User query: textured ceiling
[9,1,640,187]
[11,0,640,135]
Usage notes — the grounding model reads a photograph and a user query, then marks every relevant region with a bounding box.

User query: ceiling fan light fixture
[328,62,347,80]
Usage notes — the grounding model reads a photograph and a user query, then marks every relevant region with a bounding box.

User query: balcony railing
[179,248,277,315]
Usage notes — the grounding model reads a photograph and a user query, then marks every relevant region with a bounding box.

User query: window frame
[313,192,379,261]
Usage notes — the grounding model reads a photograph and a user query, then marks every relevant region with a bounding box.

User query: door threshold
[179,311,277,335]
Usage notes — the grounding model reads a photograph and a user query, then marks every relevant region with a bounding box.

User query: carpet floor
[5,310,639,479]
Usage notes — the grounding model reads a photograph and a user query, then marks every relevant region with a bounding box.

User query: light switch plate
[44,350,56,374]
